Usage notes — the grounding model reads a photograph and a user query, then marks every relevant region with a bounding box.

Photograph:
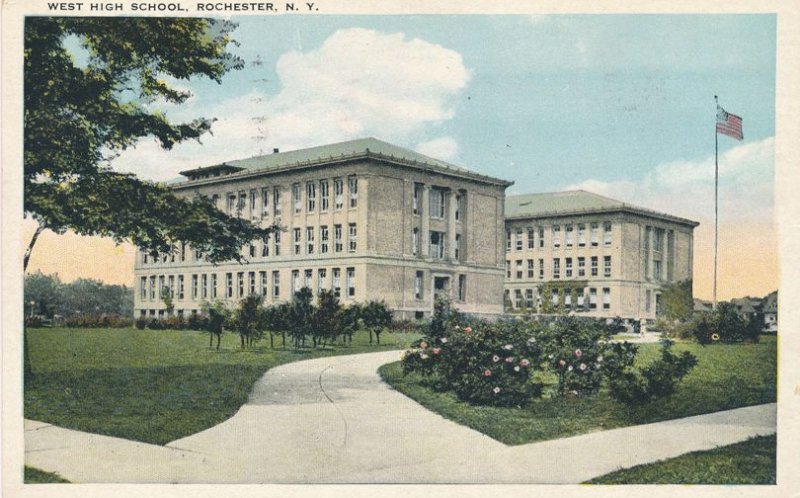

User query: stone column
[421,185,430,257]
[447,190,458,261]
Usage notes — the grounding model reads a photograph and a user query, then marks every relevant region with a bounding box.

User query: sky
[26,14,778,300]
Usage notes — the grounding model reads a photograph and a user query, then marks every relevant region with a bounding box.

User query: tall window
[178,275,185,300]
[306,227,315,254]
[261,235,269,257]
[653,228,664,252]
[577,224,586,246]
[191,274,198,300]
[515,228,523,251]
[291,270,300,293]
[603,222,613,246]
[304,269,313,289]
[332,268,341,297]
[261,187,269,218]
[589,288,598,309]
[430,231,446,259]
[211,273,217,299]
[603,288,611,309]
[293,228,301,255]
[259,271,267,296]
[412,228,419,256]
[249,243,256,258]
[506,260,511,278]
[454,234,461,260]
[334,224,343,252]
[237,191,246,217]
[538,258,544,279]
[514,289,523,309]
[415,271,424,299]
[272,271,280,298]
[454,194,462,221]
[346,267,356,297]
[334,178,344,210]
[590,222,599,246]
[226,273,233,298]
[591,256,599,276]
[348,223,357,252]
[527,228,535,249]
[318,268,327,294]
[527,259,535,278]
[430,188,445,218]
[320,226,329,254]
[273,230,281,256]
[565,225,574,247]
[525,289,534,309]
[604,256,612,277]
[201,274,207,299]
[538,227,545,248]
[413,183,421,214]
[168,275,175,298]
[578,257,586,277]
[292,183,301,214]
[150,276,156,300]
[140,277,147,300]
[653,260,662,280]
[348,176,358,208]
[237,272,244,298]
[457,274,466,301]
[553,258,561,279]
[320,180,329,212]
[273,186,282,216]
[506,230,512,252]
[227,193,236,215]
[306,182,316,212]
[565,257,573,278]
[249,189,257,218]
[552,225,561,248]
[249,272,256,296]
[515,259,523,279]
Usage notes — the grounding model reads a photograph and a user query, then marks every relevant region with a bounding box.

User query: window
[577,288,585,308]
[525,289,534,309]
[226,273,233,298]
[191,274,198,300]
[320,226,329,254]
[292,183,301,214]
[603,288,611,309]
[159,275,165,297]
[293,228,301,255]
[170,245,176,263]
[454,194,462,221]
[527,228,535,249]
[553,258,561,279]
[578,224,586,246]
[150,276,156,300]
[591,256,599,276]
[430,231,446,259]
[306,182,316,212]
[538,227,545,248]
[506,230,512,252]
[211,273,217,299]
[348,223,357,252]
[551,288,559,307]
[589,288,597,309]
[334,224,343,252]
[273,186,282,216]
[653,260,662,280]
[140,277,147,300]
[515,260,523,279]
[412,228,419,256]
[346,267,356,297]
[261,235,269,257]
[227,193,236,215]
[332,268,341,297]
[552,225,561,248]
[306,227,315,254]
[515,289,523,309]
[249,272,256,296]
[273,230,281,256]
[249,243,256,258]
[334,178,344,210]
[237,191,246,217]
[249,188,257,218]
[430,188,445,219]
[506,260,511,278]
[564,290,572,309]
[415,271,424,299]
[304,269,312,289]
[458,274,467,301]
[291,270,300,293]
[516,228,523,251]
[261,187,269,217]
[142,252,148,265]
[348,176,358,208]
[565,225,574,247]
[653,228,664,252]
[178,275,185,300]
[320,180,329,212]
[565,257,573,278]
[604,256,612,277]
[201,274,207,299]
[645,289,652,312]
[590,222,599,246]
[211,194,220,210]
[527,259,535,278]
[413,183,422,214]
[538,258,544,279]
[260,271,267,296]
[578,257,586,277]
[237,272,244,298]
[455,234,461,260]
[272,271,280,298]
[603,222,612,246]
[180,243,185,262]
[318,269,327,294]
[168,275,175,298]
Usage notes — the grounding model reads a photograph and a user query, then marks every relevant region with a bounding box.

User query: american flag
[716,105,743,141]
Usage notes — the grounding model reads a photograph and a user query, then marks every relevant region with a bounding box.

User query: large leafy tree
[24,17,271,269]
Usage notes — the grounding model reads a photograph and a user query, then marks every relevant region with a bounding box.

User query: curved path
[25,350,776,483]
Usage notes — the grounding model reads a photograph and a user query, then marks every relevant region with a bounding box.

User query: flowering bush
[608,339,698,404]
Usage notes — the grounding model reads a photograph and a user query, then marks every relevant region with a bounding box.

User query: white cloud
[111,28,470,181]
[416,137,459,162]
[565,136,775,224]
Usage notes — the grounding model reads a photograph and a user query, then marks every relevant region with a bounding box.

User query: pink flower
[464,326,473,334]
[574,349,582,358]
[483,369,492,377]
[432,347,441,355]
[492,387,501,394]
[440,337,448,344]
[492,355,500,363]
[520,359,530,367]
[579,363,587,371]
[420,341,428,349]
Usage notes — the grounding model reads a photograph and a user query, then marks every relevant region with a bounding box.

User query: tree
[659,280,694,323]
[263,304,290,349]
[229,295,265,349]
[339,304,361,345]
[24,271,63,318]
[23,17,273,270]
[202,301,229,350]
[361,300,393,345]
[313,290,342,348]
[288,288,315,348]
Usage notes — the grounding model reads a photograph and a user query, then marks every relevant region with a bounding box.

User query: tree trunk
[216,334,221,350]
[375,331,381,345]
[281,332,286,347]
[368,329,373,344]
[240,335,245,349]
[270,333,274,349]
[23,224,46,381]
[23,223,45,272]
[209,333,213,348]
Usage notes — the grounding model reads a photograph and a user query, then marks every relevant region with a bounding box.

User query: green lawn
[25,327,418,445]
[379,336,776,445]
[586,434,776,484]
[24,466,70,483]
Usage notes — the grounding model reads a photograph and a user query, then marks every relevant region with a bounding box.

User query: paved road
[25,350,776,483]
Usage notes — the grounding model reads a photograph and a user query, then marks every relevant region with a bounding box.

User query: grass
[24,466,71,483]
[585,434,776,484]
[379,336,776,445]
[25,327,418,445]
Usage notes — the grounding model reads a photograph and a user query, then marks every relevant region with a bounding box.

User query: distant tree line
[25,271,133,322]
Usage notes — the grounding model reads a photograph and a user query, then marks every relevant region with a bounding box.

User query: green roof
[179,137,512,187]
[505,190,698,227]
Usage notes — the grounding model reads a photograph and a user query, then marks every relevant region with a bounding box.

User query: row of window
[412,184,464,220]
[222,176,359,220]
[411,229,462,260]
[506,222,613,252]
[138,267,357,303]
[505,256,612,280]
[505,287,612,310]
[412,272,468,302]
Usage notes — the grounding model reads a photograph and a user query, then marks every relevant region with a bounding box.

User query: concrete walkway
[25,351,776,483]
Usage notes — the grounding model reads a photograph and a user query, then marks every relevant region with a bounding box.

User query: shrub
[63,314,133,328]
[135,317,147,330]
[609,339,698,404]
[684,303,759,345]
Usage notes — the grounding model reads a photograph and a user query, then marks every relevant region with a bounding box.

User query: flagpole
[713,95,719,310]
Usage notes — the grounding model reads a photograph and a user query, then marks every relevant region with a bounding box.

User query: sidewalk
[25,351,776,483]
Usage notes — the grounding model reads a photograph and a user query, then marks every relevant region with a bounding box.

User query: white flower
[440,337,448,344]
[597,355,604,363]
[567,365,574,371]
[492,355,500,362]
[503,344,513,350]
[527,337,536,344]
[548,354,554,359]
[579,363,587,371]
[420,353,429,359]
[513,366,521,372]
[493,387,501,394]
